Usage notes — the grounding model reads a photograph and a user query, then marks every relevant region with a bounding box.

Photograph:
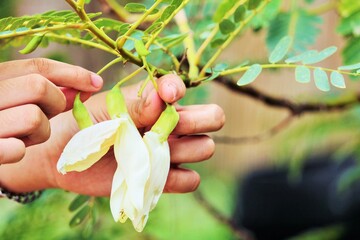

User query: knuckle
[29,58,51,75]
[24,104,45,132]
[26,74,48,100]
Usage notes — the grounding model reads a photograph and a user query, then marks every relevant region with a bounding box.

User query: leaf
[204,72,221,82]
[302,46,337,65]
[268,36,292,63]
[211,38,226,48]
[330,72,346,88]
[124,3,146,13]
[219,19,236,35]
[237,64,262,86]
[213,0,236,23]
[295,66,311,83]
[160,5,176,21]
[314,68,330,92]
[69,206,91,228]
[234,6,246,23]
[342,37,360,66]
[69,195,91,212]
[267,10,322,54]
[248,0,262,10]
[338,62,360,71]
[285,50,317,64]
[251,0,281,29]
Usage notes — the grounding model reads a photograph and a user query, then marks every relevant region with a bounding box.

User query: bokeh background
[1,0,360,239]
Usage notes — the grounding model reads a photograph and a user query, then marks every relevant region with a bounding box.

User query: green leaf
[219,19,236,35]
[237,64,262,86]
[338,62,360,71]
[211,38,226,48]
[330,72,346,88]
[204,72,221,82]
[213,0,236,23]
[160,5,176,21]
[285,50,317,64]
[267,10,322,54]
[251,0,281,29]
[268,36,292,63]
[314,68,330,92]
[248,0,262,10]
[302,46,337,65]
[69,206,91,228]
[234,6,246,23]
[69,195,90,212]
[295,66,311,83]
[124,3,146,13]
[342,37,360,66]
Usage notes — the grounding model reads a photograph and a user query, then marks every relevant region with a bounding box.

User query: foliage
[1,0,360,239]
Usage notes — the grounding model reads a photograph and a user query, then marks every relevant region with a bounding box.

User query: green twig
[195,0,248,65]
[97,57,123,75]
[199,0,271,78]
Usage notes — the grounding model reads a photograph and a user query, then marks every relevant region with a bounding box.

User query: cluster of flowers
[57,86,179,232]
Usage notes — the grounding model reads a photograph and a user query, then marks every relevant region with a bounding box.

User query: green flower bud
[106,86,128,119]
[134,39,150,57]
[151,104,179,143]
[19,35,44,54]
[72,93,93,130]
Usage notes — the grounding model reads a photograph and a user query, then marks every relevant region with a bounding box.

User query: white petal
[114,116,150,210]
[132,131,170,232]
[110,167,127,222]
[144,131,170,211]
[57,118,124,174]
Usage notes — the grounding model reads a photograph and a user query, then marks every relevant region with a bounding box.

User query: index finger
[0,58,103,92]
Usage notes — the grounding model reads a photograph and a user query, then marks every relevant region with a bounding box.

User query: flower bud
[106,86,128,119]
[151,104,179,142]
[134,39,150,57]
[72,93,93,130]
[19,34,44,54]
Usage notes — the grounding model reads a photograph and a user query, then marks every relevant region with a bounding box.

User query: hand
[0,74,225,195]
[0,58,103,165]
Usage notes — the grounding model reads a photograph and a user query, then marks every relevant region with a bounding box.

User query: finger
[0,74,66,118]
[0,58,103,92]
[0,104,50,146]
[174,104,225,135]
[157,74,186,103]
[0,138,26,164]
[169,135,215,164]
[164,167,200,193]
[60,87,92,111]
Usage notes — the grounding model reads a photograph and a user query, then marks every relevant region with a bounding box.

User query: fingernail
[91,73,103,88]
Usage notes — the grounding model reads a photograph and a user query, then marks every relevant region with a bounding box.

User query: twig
[212,76,359,115]
[213,114,294,144]
[193,191,254,240]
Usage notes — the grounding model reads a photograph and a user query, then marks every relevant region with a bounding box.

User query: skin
[0,58,225,196]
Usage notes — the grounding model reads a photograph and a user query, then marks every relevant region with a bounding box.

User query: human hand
[0,74,225,195]
[0,58,103,165]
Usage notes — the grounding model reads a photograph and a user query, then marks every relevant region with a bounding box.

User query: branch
[212,76,359,115]
[213,114,294,144]
[193,191,254,240]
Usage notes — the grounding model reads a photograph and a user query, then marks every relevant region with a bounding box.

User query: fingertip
[158,74,186,103]
[90,73,104,89]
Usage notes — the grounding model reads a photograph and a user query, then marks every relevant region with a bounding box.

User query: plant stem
[45,33,119,55]
[195,0,248,65]
[174,9,198,80]
[307,0,338,16]
[115,66,146,87]
[97,57,123,75]
[103,0,130,21]
[0,23,84,40]
[145,0,191,49]
[153,40,181,71]
[117,0,163,49]
[199,0,271,78]
[219,63,360,77]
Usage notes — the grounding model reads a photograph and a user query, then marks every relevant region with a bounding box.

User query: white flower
[132,131,171,232]
[57,113,150,222]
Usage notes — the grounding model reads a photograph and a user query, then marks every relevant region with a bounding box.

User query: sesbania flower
[57,86,179,232]
[57,87,150,221]
[121,105,179,232]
